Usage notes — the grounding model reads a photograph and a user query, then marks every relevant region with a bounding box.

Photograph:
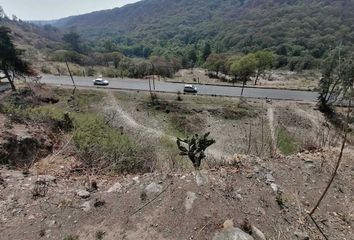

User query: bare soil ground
[0,147,353,240]
[0,87,353,240]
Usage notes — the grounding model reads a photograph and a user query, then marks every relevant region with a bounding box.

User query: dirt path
[105,92,227,161]
[267,106,277,153]
[105,92,169,139]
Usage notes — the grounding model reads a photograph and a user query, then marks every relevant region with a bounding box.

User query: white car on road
[183,84,198,93]
[93,78,109,86]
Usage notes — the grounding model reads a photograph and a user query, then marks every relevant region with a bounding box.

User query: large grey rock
[213,227,254,240]
[185,191,197,213]
[144,182,162,197]
[107,182,122,193]
[251,226,266,240]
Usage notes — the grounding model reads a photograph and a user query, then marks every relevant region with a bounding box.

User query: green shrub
[41,66,51,74]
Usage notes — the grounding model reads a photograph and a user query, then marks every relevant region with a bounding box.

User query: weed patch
[73,114,155,174]
[276,126,297,155]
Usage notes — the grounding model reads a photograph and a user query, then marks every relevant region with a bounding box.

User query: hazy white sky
[0,0,140,20]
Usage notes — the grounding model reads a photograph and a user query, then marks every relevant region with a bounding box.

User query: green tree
[0,27,35,91]
[63,31,81,52]
[318,50,354,114]
[230,53,257,95]
[102,38,115,52]
[204,53,227,76]
[111,52,124,69]
[187,48,197,67]
[254,51,275,85]
[202,42,211,62]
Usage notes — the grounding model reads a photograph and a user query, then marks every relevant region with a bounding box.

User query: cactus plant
[176,132,216,169]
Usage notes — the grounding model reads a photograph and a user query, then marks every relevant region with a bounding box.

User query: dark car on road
[183,84,198,93]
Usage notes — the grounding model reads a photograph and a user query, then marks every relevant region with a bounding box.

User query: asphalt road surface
[41,75,319,102]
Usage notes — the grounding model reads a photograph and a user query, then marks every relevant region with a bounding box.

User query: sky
[0,0,140,20]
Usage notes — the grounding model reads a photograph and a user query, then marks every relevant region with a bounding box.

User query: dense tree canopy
[47,0,354,71]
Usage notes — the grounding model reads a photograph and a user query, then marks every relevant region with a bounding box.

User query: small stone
[47,220,56,227]
[270,183,279,193]
[38,175,56,183]
[294,230,309,240]
[304,160,315,170]
[265,173,275,183]
[223,219,234,229]
[213,227,254,240]
[107,182,122,193]
[194,170,209,186]
[81,201,91,212]
[132,176,140,184]
[251,226,266,240]
[76,190,90,199]
[185,191,197,213]
[93,199,105,208]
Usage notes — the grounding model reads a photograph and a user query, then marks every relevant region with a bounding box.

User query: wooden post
[65,61,76,96]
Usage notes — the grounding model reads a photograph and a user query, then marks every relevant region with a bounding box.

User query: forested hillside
[0,15,62,60]
[52,0,354,64]
[3,0,354,80]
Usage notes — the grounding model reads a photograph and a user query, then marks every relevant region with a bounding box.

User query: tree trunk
[254,71,260,85]
[4,69,16,92]
[241,79,246,96]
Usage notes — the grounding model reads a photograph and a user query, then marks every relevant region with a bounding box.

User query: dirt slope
[1,147,353,240]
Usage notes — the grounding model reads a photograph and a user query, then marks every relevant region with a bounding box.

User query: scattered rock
[223,219,234,229]
[265,173,275,183]
[37,175,56,183]
[294,230,309,240]
[107,182,122,193]
[76,190,90,199]
[213,219,254,240]
[132,176,140,184]
[270,183,279,193]
[304,160,315,171]
[140,191,147,201]
[251,226,266,240]
[93,199,105,208]
[185,191,197,213]
[144,182,163,197]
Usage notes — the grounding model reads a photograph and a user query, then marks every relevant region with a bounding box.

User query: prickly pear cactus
[176,132,216,169]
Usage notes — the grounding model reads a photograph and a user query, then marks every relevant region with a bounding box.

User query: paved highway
[41,75,319,102]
